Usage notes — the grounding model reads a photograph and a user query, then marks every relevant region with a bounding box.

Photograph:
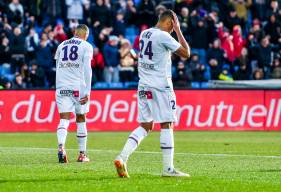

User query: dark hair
[158,9,174,22]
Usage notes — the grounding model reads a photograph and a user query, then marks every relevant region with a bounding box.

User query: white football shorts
[137,85,177,123]
[56,89,90,114]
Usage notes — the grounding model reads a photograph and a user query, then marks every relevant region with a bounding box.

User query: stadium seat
[93,82,109,89]
[124,82,138,89]
[125,26,137,36]
[1,64,11,76]
[108,82,124,89]
[191,82,200,89]
[201,82,209,88]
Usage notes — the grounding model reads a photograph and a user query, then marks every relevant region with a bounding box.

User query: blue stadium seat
[108,82,124,89]
[191,82,200,89]
[126,35,137,44]
[124,82,138,88]
[1,64,11,76]
[4,74,14,81]
[125,27,136,36]
[200,82,209,88]
[93,82,109,89]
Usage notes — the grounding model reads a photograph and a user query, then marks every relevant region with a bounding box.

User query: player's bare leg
[76,114,90,162]
[114,122,153,178]
[160,122,190,177]
[57,113,70,163]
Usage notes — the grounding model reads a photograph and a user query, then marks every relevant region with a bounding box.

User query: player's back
[138,28,181,89]
[55,37,92,91]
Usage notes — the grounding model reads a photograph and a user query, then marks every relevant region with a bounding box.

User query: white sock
[57,119,69,147]
[77,122,87,153]
[119,126,148,162]
[160,129,174,172]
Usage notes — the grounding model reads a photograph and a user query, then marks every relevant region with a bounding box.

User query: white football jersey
[55,37,93,98]
[138,28,181,89]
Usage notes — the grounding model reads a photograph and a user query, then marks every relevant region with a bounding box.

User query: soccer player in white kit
[54,24,93,163]
[114,10,191,177]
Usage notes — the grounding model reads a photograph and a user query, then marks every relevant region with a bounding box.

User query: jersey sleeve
[83,44,93,96]
[161,32,181,52]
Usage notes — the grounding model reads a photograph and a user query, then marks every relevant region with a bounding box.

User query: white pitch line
[0,147,281,159]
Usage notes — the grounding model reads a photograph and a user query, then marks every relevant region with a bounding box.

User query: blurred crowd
[0,0,281,89]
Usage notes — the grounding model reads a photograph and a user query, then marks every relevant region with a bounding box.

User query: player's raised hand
[171,12,181,33]
[79,95,89,105]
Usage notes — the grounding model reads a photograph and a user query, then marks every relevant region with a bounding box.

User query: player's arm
[80,45,93,105]
[172,12,191,59]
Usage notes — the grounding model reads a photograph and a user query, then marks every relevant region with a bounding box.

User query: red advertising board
[0,90,280,132]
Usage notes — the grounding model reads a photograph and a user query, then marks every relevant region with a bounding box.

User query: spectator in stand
[119,39,136,82]
[13,73,26,89]
[229,0,252,22]
[232,25,246,59]
[178,7,189,40]
[113,11,126,37]
[36,40,53,72]
[209,59,221,80]
[253,68,264,80]
[0,36,11,65]
[190,54,206,82]
[137,0,156,27]
[91,47,105,83]
[66,0,86,22]
[190,18,209,65]
[47,31,59,54]
[25,28,39,63]
[103,35,120,83]
[233,64,250,80]
[40,0,64,24]
[252,0,267,21]
[256,36,276,78]
[124,0,137,26]
[218,23,235,63]
[173,61,191,88]
[207,39,225,67]
[225,6,244,31]
[54,24,68,43]
[0,78,12,90]
[270,57,281,79]
[30,62,45,87]
[8,0,24,25]
[91,0,112,29]
[10,27,25,72]
[219,66,233,81]
[266,0,281,20]
[264,14,281,45]
[20,63,31,87]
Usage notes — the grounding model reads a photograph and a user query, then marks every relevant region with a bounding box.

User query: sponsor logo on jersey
[59,90,79,97]
[59,62,79,68]
[139,62,155,70]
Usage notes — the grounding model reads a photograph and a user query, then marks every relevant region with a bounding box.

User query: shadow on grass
[0,176,119,184]
[258,169,281,173]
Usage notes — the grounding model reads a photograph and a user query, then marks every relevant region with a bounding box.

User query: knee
[140,122,154,132]
[160,122,173,129]
[76,114,86,122]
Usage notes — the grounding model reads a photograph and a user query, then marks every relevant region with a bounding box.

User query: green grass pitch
[0,131,281,192]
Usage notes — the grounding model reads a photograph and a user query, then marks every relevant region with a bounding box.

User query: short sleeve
[161,32,181,52]
[84,44,93,60]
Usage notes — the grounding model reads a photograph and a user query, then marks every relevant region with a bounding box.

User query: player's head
[157,9,174,33]
[74,24,89,40]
